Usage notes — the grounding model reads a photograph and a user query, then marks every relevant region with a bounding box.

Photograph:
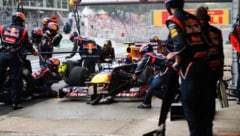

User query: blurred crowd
[72,11,230,43]
[78,13,169,42]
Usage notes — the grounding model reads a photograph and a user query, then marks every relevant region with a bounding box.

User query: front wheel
[61,60,82,83]
[67,66,89,86]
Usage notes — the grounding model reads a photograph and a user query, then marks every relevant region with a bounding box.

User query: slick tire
[21,75,34,98]
[67,66,89,86]
[23,59,32,73]
[63,60,82,83]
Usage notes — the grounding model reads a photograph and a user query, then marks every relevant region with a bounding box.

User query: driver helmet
[139,44,153,55]
[12,12,25,26]
[47,22,59,36]
[122,55,132,64]
[164,0,184,15]
[150,35,160,42]
[69,31,78,42]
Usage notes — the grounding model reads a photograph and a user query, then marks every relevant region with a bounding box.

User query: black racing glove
[52,33,63,47]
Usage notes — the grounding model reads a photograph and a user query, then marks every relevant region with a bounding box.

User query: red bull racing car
[58,41,164,104]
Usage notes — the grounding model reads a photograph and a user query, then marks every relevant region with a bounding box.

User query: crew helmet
[47,22,59,35]
[12,12,25,25]
[195,6,210,21]
[42,17,52,26]
[69,31,78,42]
[164,0,184,15]
[31,28,43,39]
[139,44,153,55]
[47,58,60,70]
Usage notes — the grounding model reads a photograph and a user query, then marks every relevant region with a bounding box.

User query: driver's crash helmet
[150,35,160,42]
[122,55,132,64]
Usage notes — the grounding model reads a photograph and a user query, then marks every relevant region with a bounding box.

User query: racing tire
[63,60,82,83]
[217,80,229,108]
[67,66,89,86]
[23,59,32,74]
[0,90,12,104]
[0,75,33,104]
[21,75,34,98]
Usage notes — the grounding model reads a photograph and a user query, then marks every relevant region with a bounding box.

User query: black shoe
[58,89,67,98]
[47,91,58,98]
[12,104,23,110]
[87,94,102,105]
[99,96,117,104]
[137,103,152,109]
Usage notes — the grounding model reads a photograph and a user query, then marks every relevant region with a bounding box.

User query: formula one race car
[58,40,170,104]
[58,42,157,104]
[58,58,151,104]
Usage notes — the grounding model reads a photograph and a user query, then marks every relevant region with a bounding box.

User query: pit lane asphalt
[0,43,240,136]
